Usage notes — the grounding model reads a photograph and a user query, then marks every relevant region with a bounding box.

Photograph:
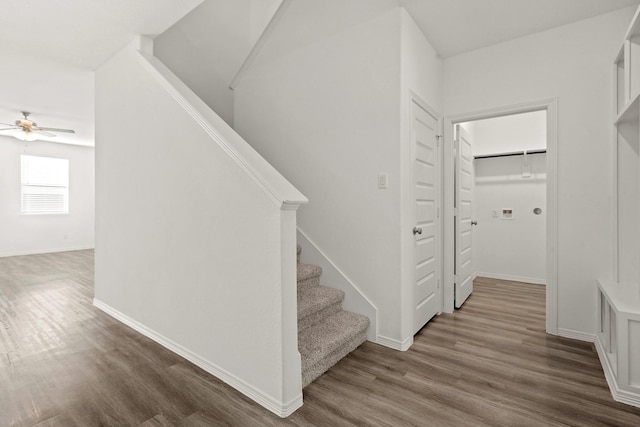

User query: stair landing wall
[94,37,305,418]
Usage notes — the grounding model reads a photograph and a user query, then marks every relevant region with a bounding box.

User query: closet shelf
[615,92,640,125]
[473,149,546,160]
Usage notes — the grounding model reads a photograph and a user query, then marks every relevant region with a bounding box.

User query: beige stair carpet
[296,245,369,388]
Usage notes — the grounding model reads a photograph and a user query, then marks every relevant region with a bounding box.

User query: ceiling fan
[0,111,76,141]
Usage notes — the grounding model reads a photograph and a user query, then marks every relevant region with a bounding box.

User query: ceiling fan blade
[36,130,57,137]
[0,122,16,126]
[37,127,75,134]
[0,127,18,131]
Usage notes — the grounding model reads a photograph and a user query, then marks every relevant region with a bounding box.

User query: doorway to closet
[443,99,558,334]
[460,110,547,287]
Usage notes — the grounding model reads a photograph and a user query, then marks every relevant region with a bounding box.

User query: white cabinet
[596,281,640,407]
[596,5,640,409]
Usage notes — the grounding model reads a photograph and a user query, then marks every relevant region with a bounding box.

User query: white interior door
[412,101,440,334]
[455,124,473,308]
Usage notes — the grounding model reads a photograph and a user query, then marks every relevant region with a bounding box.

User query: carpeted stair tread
[298,285,344,317]
[295,245,370,387]
[297,263,322,288]
[299,310,369,379]
[297,263,321,281]
[298,285,344,331]
[301,330,367,388]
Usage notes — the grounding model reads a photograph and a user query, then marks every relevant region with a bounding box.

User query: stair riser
[297,276,321,289]
[301,330,368,388]
[298,302,342,332]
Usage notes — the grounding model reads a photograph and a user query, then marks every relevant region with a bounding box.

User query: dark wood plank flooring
[1,251,640,426]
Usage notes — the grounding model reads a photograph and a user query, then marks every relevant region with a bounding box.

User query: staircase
[296,245,369,387]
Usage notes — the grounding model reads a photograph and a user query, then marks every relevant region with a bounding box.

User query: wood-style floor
[2,251,640,426]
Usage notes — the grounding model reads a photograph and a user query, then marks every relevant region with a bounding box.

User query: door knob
[471,220,478,226]
[413,227,422,235]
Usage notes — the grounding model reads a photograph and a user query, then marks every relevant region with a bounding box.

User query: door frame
[404,91,443,341]
[443,98,559,335]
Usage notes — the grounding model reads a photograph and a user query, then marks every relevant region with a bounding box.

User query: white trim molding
[476,272,546,286]
[556,328,595,343]
[0,246,94,258]
[595,336,640,408]
[93,298,303,417]
[376,335,413,351]
[134,36,307,211]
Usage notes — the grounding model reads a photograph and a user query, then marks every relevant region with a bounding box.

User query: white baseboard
[92,298,303,418]
[376,335,413,351]
[556,328,595,342]
[595,336,640,408]
[476,272,546,285]
[0,246,94,258]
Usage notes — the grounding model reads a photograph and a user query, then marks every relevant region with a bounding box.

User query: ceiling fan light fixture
[14,129,37,142]
[2,112,75,142]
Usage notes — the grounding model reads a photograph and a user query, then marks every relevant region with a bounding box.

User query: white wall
[235,3,442,347]
[443,7,636,336]
[473,154,546,283]
[154,0,281,127]
[235,5,400,344]
[465,112,547,284]
[95,39,305,416]
[617,117,640,283]
[470,110,547,156]
[0,136,94,257]
[249,0,282,43]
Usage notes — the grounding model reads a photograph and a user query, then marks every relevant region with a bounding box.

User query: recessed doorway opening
[443,99,558,334]
[461,110,547,285]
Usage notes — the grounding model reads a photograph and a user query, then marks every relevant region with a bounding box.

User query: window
[21,155,69,214]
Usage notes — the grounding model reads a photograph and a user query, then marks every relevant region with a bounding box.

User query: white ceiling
[1,0,637,67]
[0,0,203,70]
[0,0,203,146]
[400,0,640,58]
[0,0,639,146]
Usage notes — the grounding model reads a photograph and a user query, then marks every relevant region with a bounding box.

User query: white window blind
[21,155,69,214]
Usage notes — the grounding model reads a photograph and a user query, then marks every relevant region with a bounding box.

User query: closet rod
[473,149,546,160]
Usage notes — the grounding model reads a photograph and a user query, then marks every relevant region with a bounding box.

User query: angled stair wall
[94,36,306,418]
[296,229,377,342]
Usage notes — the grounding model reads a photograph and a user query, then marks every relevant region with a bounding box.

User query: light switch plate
[378,173,388,189]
